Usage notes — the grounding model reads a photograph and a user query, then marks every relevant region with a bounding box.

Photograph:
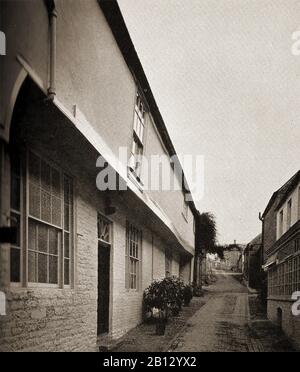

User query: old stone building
[262,170,300,349]
[0,0,197,351]
[220,243,245,272]
[243,234,262,291]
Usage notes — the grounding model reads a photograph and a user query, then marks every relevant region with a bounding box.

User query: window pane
[11,173,20,211]
[51,168,61,197]
[41,190,51,223]
[10,247,20,282]
[28,152,40,185]
[38,224,48,253]
[64,233,70,258]
[38,253,47,283]
[64,203,70,231]
[49,256,58,284]
[29,182,40,218]
[64,258,70,285]
[64,177,70,202]
[28,251,36,282]
[11,213,20,247]
[41,161,51,192]
[49,228,58,255]
[52,196,62,227]
[28,220,36,251]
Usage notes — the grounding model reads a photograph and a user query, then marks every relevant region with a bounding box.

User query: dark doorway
[97,242,110,335]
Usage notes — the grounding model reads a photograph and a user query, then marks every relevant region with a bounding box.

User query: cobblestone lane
[169,272,297,352]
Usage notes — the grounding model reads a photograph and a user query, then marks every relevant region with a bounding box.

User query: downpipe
[46,2,57,101]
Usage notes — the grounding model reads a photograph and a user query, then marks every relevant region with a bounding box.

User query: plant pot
[156,320,166,335]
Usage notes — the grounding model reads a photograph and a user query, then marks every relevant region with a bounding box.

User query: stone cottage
[0,0,197,351]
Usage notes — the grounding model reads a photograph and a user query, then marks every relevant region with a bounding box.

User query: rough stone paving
[169,272,297,352]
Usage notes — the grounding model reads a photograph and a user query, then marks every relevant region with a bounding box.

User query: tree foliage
[196,212,224,259]
[196,212,217,251]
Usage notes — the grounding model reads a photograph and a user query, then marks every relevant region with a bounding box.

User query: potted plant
[143,280,168,335]
[143,276,188,335]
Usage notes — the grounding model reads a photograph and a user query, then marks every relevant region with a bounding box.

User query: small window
[129,92,146,179]
[97,214,111,244]
[125,222,142,290]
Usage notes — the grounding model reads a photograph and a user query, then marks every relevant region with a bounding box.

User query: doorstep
[97,333,124,352]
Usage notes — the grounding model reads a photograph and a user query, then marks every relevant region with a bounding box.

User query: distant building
[220,242,245,272]
[262,170,300,349]
[243,234,262,290]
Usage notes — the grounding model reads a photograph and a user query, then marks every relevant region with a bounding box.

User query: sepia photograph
[0,0,300,356]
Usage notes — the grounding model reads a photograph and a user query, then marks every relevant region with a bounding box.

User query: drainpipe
[45,0,57,101]
[259,212,267,302]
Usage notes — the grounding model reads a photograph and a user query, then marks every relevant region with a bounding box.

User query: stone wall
[268,299,300,350]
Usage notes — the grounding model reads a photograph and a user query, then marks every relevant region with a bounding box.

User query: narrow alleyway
[169,271,296,352]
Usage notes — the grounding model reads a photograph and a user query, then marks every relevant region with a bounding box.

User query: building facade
[262,171,300,349]
[220,243,244,272]
[0,0,197,351]
[243,234,262,291]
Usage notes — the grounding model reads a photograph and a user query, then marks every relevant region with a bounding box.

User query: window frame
[9,151,23,287]
[268,247,300,297]
[9,149,75,289]
[128,90,147,182]
[125,221,142,291]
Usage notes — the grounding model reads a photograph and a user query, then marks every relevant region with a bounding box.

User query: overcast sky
[118,0,300,244]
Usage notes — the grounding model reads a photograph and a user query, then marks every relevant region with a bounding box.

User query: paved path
[170,271,296,352]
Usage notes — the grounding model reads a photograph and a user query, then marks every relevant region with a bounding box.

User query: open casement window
[10,150,74,287]
[97,214,111,245]
[129,92,146,180]
[125,221,142,290]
